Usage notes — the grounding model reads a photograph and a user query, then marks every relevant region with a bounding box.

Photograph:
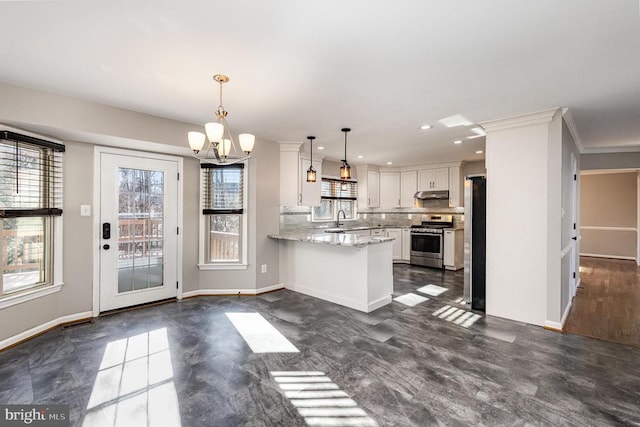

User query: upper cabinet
[448,166,463,207]
[300,157,322,206]
[279,142,322,206]
[400,170,417,207]
[357,166,380,208]
[418,167,449,191]
[380,172,401,207]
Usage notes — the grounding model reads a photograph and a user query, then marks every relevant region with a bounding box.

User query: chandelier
[187,74,255,164]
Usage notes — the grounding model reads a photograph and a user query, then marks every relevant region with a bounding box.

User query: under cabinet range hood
[414,190,449,200]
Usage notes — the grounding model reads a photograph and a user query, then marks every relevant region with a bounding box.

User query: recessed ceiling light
[420,124,433,130]
[357,155,364,159]
[387,161,393,165]
[453,140,463,144]
[317,146,325,150]
[475,150,483,154]
[438,114,473,128]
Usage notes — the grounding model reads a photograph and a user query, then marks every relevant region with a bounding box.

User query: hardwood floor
[565,256,640,347]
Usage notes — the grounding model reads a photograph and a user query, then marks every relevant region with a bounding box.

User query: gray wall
[463,160,486,177]
[581,152,640,170]
[323,159,358,179]
[0,82,281,342]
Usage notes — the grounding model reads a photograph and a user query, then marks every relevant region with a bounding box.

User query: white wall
[483,109,563,327]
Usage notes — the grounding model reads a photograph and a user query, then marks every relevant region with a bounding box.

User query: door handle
[103,244,110,250]
[102,222,111,239]
[571,237,577,241]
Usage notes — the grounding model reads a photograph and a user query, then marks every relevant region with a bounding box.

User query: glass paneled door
[99,153,179,312]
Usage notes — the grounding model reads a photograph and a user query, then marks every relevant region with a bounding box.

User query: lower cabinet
[444,229,463,270]
[401,228,411,262]
[386,228,402,261]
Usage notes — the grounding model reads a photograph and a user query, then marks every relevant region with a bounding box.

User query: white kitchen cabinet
[418,167,448,191]
[357,167,380,208]
[370,228,387,237]
[448,166,463,207]
[386,228,402,261]
[400,170,417,207]
[380,172,401,207]
[279,142,322,207]
[444,229,463,270]
[300,158,322,206]
[401,228,411,261]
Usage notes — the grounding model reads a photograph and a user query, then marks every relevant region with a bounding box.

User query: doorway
[95,148,182,313]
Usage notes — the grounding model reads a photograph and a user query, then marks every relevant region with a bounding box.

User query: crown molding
[561,108,585,153]
[480,108,561,133]
[580,145,640,154]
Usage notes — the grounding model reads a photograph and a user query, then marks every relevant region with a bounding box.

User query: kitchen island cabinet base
[278,239,393,313]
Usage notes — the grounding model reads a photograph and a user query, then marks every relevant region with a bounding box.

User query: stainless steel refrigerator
[463,176,486,311]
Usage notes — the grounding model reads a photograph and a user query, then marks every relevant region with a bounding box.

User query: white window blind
[0,131,64,218]
[201,163,244,214]
[320,178,357,200]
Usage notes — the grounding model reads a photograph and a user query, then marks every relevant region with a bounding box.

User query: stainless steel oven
[410,231,444,268]
[409,214,454,269]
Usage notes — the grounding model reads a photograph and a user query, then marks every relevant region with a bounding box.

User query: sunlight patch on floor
[271,371,377,426]
[83,328,181,427]
[417,284,448,296]
[393,293,429,307]
[226,312,299,353]
[432,305,481,328]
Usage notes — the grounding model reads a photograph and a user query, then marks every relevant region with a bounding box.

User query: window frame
[311,178,358,223]
[0,128,64,308]
[198,161,248,270]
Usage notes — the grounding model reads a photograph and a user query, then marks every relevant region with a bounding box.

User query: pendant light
[306,136,317,183]
[187,74,255,164]
[340,128,351,180]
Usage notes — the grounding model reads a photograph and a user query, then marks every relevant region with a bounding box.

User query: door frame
[92,146,184,316]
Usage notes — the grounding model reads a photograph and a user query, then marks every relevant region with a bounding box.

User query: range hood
[414,190,449,200]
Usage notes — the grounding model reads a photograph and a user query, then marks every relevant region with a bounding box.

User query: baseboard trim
[182,284,285,299]
[544,298,573,333]
[580,253,636,261]
[0,311,93,352]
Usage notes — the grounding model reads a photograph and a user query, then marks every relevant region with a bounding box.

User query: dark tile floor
[1,264,639,426]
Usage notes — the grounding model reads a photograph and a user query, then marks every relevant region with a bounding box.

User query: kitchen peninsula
[268,232,394,313]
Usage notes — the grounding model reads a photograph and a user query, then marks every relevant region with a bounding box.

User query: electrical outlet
[363,214,367,219]
[261,264,267,274]
[381,213,386,219]
[407,214,412,220]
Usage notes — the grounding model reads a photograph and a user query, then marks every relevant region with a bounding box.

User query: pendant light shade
[340,128,351,180]
[306,136,317,183]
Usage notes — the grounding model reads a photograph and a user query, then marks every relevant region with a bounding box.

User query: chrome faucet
[336,209,346,228]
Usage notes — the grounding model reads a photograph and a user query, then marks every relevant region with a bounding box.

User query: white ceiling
[1,0,639,167]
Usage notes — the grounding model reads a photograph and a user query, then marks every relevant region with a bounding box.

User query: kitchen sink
[323,228,346,233]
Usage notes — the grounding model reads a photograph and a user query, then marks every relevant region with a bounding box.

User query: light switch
[80,205,91,217]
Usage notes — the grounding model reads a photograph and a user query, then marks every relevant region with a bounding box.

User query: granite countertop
[268,232,395,247]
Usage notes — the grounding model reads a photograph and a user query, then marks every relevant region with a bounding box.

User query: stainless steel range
[410,214,454,268]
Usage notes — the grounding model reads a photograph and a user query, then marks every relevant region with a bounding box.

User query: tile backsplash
[280,205,464,233]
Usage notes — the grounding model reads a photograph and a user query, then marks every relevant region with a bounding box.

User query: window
[200,163,247,267]
[312,178,357,222]
[0,131,64,296]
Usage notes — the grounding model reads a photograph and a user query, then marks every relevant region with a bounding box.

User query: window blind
[320,178,357,200]
[201,163,244,214]
[0,131,64,218]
